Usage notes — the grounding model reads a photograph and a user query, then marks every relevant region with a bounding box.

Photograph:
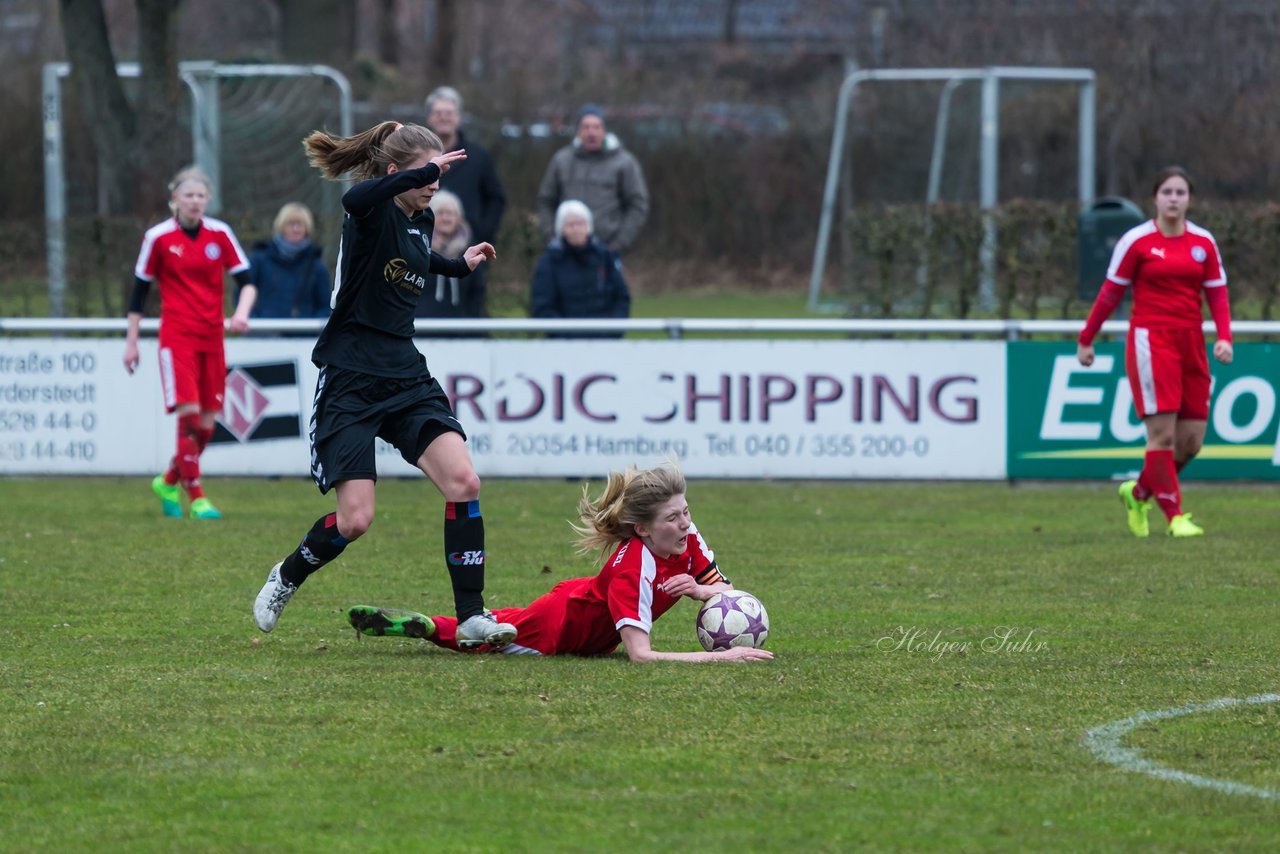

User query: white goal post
[807,66,1097,313]
[41,61,353,317]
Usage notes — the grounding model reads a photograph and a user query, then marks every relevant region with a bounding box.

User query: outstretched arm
[619,626,773,663]
[341,148,466,217]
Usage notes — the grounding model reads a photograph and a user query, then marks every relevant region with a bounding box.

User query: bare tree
[134,0,183,213]
[378,0,399,67]
[431,0,458,81]
[57,0,184,216]
[275,0,356,65]
[722,0,740,44]
[59,0,136,215]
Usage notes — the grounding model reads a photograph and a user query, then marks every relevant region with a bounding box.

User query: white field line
[1083,693,1280,800]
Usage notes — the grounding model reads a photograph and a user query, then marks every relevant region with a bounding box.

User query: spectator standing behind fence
[247,202,331,320]
[536,104,650,255]
[123,166,256,521]
[530,200,631,338]
[425,87,505,317]
[415,189,485,324]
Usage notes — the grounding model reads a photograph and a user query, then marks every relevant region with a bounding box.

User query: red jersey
[135,217,250,348]
[547,523,723,656]
[1106,220,1226,331]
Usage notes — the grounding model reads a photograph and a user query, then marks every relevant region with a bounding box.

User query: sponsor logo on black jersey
[211,360,303,444]
[384,257,427,294]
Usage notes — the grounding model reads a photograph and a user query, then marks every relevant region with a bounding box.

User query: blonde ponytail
[572,462,687,556]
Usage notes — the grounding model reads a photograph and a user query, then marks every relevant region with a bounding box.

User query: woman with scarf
[248,202,331,320]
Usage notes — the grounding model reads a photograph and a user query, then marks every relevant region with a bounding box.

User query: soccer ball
[696,590,769,651]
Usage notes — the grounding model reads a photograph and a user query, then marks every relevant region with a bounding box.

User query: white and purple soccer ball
[696,589,769,651]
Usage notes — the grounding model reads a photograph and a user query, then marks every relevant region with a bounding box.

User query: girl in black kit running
[253,121,515,648]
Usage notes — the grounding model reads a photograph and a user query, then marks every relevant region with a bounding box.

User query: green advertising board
[1008,341,1280,480]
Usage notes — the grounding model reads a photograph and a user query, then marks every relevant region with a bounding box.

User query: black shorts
[308,365,466,494]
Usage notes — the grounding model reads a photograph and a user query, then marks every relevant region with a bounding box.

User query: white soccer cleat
[254,562,298,633]
[455,610,517,649]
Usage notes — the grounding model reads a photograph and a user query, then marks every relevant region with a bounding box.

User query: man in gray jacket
[536,104,650,255]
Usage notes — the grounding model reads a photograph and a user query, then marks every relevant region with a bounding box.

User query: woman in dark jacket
[248,202,331,319]
[530,200,631,339]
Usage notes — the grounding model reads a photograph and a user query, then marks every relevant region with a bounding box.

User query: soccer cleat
[455,610,517,649]
[1166,513,1204,538]
[1117,479,1151,538]
[189,497,223,520]
[254,562,298,632]
[346,606,436,640]
[151,475,183,518]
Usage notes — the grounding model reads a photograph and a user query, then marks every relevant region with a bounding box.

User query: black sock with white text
[444,501,486,621]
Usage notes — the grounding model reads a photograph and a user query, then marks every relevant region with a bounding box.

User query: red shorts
[159,342,226,414]
[428,582,618,657]
[1125,326,1210,420]
[428,595,568,656]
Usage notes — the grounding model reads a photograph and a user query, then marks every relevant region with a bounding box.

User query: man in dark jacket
[425,86,507,248]
[536,104,650,256]
[425,87,506,319]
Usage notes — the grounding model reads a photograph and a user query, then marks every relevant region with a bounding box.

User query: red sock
[1142,449,1180,521]
[164,458,180,487]
[1132,474,1152,501]
[196,426,215,453]
[176,413,205,500]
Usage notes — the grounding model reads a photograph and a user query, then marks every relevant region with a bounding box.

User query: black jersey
[312,165,472,378]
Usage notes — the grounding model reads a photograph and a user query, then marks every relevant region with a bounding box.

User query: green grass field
[2,477,1277,852]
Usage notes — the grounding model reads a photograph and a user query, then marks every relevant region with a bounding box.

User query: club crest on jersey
[1150,247,1165,259]
[1191,246,1207,262]
[205,244,222,260]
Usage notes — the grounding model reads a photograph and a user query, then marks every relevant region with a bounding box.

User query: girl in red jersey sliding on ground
[124,166,257,520]
[346,461,774,663]
[1076,166,1233,538]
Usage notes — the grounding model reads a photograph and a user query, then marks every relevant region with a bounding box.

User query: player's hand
[714,647,774,662]
[431,149,467,175]
[1213,339,1233,364]
[1076,342,1095,367]
[658,574,702,600]
[229,314,251,334]
[123,342,140,375]
[463,242,497,270]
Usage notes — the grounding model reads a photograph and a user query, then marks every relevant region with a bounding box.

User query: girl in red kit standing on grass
[1077,166,1233,538]
[124,166,257,520]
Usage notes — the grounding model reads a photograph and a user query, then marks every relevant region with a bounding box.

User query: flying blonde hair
[302,121,444,182]
[573,461,687,556]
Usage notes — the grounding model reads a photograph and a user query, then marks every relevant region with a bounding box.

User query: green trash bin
[1077,197,1147,300]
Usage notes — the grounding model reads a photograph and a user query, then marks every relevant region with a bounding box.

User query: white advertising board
[0,338,1007,479]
